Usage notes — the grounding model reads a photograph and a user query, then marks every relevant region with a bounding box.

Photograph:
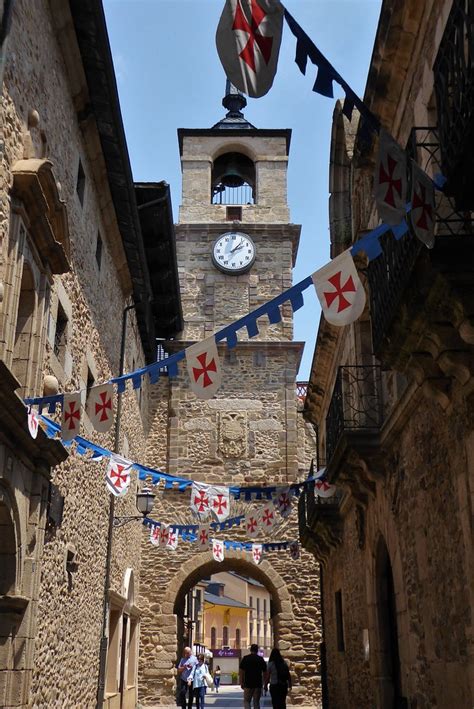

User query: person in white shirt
[188,653,210,709]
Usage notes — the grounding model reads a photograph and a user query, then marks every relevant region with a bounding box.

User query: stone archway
[138,546,322,708]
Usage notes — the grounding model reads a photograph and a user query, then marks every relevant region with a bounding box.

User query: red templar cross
[247,516,258,533]
[323,271,356,313]
[64,401,80,430]
[194,490,209,513]
[110,464,128,488]
[213,494,228,516]
[232,0,273,72]
[95,392,112,422]
[160,528,170,544]
[192,352,217,388]
[412,183,433,231]
[167,531,177,547]
[199,529,209,545]
[379,154,402,207]
[253,547,262,562]
[214,542,223,560]
[262,508,274,526]
[278,493,290,512]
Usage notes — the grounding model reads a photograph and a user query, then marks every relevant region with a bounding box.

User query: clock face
[212,231,256,274]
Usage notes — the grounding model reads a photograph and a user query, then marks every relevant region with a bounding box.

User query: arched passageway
[138,547,322,707]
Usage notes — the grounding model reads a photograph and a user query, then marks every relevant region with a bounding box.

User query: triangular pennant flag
[190,482,211,518]
[150,526,161,546]
[216,0,284,98]
[159,524,170,547]
[185,337,222,400]
[166,528,179,551]
[315,478,337,499]
[260,503,276,530]
[311,249,366,327]
[251,543,263,565]
[86,383,115,433]
[61,392,83,441]
[209,486,230,522]
[27,409,39,439]
[212,538,225,563]
[105,454,133,497]
[289,540,300,560]
[245,511,260,538]
[274,487,292,518]
[197,524,211,550]
[374,131,407,225]
[410,162,435,248]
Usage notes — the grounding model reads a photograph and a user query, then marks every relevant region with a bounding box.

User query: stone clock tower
[138,86,322,708]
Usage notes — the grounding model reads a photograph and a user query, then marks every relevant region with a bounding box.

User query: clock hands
[230,239,244,254]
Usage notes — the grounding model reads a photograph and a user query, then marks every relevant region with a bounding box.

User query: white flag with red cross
[311,249,366,327]
[159,524,170,548]
[105,454,133,497]
[260,503,276,531]
[27,409,39,439]
[374,131,407,225]
[197,525,211,550]
[86,383,115,433]
[210,486,230,522]
[190,482,211,519]
[251,543,263,565]
[61,391,83,441]
[289,541,300,560]
[410,162,435,248]
[274,487,292,518]
[166,528,179,551]
[216,0,284,98]
[314,478,337,499]
[212,538,225,563]
[150,526,161,546]
[185,337,222,401]
[245,511,260,539]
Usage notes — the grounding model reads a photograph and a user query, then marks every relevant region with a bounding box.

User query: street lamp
[113,486,156,527]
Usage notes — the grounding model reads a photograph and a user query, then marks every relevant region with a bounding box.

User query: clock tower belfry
[176,81,301,342]
[138,85,322,708]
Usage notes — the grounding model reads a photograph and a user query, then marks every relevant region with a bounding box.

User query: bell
[221,156,245,188]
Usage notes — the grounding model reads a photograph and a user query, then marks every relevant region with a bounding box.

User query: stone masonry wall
[1,1,148,706]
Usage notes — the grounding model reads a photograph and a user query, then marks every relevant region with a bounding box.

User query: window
[249,596,253,615]
[54,302,68,365]
[95,231,103,269]
[222,626,229,646]
[256,598,260,618]
[76,159,85,205]
[249,621,253,643]
[12,263,35,388]
[235,628,241,649]
[335,590,345,652]
[263,599,267,619]
[226,206,242,221]
[106,609,121,693]
[211,627,216,648]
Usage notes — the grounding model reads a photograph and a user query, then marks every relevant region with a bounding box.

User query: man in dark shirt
[239,644,267,709]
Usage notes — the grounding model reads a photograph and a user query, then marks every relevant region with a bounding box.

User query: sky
[103,0,382,379]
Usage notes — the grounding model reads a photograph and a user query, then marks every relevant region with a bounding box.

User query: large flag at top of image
[216,0,284,98]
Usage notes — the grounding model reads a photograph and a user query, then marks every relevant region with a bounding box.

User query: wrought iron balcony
[325,365,383,465]
[368,126,473,355]
[434,0,474,210]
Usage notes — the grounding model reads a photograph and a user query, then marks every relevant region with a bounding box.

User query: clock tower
[139,85,322,708]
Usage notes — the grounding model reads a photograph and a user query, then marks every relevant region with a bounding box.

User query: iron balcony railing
[433,0,474,210]
[211,182,255,205]
[368,126,473,353]
[325,365,383,464]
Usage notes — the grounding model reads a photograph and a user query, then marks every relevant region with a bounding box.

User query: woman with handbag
[264,648,292,709]
[188,654,213,709]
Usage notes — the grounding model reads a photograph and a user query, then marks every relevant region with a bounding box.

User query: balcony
[298,479,344,564]
[367,128,474,393]
[434,0,474,210]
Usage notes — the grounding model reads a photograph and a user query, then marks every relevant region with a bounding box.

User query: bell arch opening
[211,152,256,205]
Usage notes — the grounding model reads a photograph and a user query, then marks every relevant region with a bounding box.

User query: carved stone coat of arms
[219,412,247,458]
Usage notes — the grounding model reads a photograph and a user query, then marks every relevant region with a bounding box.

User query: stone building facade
[0,2,180,707]
[300,1,474,708]
[138,95,322,707]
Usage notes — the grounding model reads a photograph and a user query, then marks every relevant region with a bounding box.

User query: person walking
[264,648,292,709]
[213,665,221,693]
[239,644,267,709]
[177,646,198,709]
[187,653,211,709]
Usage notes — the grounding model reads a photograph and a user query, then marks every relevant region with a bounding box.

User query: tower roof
[212,79,256,130]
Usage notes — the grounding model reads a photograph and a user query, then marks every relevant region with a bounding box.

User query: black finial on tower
[212,78,255,130]
[222,79,247,117]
